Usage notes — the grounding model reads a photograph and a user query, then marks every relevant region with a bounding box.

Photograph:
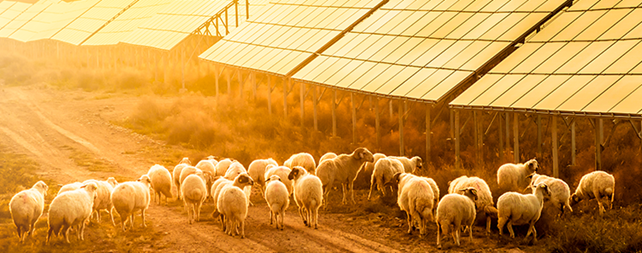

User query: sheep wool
[368,157,404,200]
[315,147,374,206]
[570,170,615,215]
[264,175,290,230]
[497,183,551,242]
[217,173,254,238]
[436,188,478,249]
[181,174,208,224]
[497,158,539,192]
[397,176,435,237]
[47,182,98,244]
[448,175,496,234]
[288,167,323,229]
[110,176,152,232]
[9,181,48,243]
[284,153,317,174]
[148,165,173,205]
[248,158,279,196]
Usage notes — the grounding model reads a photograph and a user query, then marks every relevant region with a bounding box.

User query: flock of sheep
[8,147,616,248]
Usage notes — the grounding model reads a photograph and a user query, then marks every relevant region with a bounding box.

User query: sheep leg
[507,220,515,238]
[368,177,376,200]
[531,225,537,243]
[410,209,423,236]
[280,211,285,230]
[64,225,71,244]
[406,212,413,234]
[348,181,356,204]
[80,222,86,241]
[298,206,307,225]
[197,202,203,222]
[436,222,442,249]
[29,222,36,237]
[17,226,23,243]
[46,227,53,244]
[110,207,116,227]
[486,216,491,235]
[269,210,274,225]
[340,183,348,205]
[240,219,246,239]
[469,221,474,243]
[130,213,135,230]
[454,224,461,246]
[497,217,507,236]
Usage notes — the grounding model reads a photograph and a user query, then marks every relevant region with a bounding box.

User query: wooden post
[426,104,431,165]
[537,115,542,158]
[571,120,576,165]
[505,112,510,154]
[552,116,559,177]
[450,109,455,139]
[375,98,380,151]
[267,76,272,115]
[313,85,318,131]
[238,69,243,98]
[474,111,481,164]
[300,82,305,127]
[513,113,520,163]
[455,109,461,169]
[352,93,357,145]
[399,100,404,156]
[226,70,231,94]
[595,118,603,170]
[332,90,337,137]
[499,113,504,157]
[181,47,186,91]
[252,73,257,100]
[389,100,394,118]
[283,78,288,116]
[215,65,220,100]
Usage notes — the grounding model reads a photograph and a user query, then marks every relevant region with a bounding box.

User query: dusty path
[0,85,525,252]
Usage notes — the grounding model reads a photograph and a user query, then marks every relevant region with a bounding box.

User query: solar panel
[0,0,57,40]
[50,0,139,46]
[450,0,642,118]
[0,1,33,32]
[291,0,569,103]
[121,0,255,50]
[199,0,383,76]
[0,1,19,16]
[30,0,100,42]
[82,0,174,46]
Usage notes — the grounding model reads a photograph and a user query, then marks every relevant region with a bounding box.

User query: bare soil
[0,85,535,252]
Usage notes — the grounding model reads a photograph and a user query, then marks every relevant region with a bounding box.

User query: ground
[0,85,538,252]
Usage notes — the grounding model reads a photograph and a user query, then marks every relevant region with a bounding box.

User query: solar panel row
[451,0,642,118]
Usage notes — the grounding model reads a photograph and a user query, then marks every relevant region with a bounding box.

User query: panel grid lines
[292,0,568,102]
[451,0,642,118]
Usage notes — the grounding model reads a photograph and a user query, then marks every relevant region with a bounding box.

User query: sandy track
[0,86,428,252]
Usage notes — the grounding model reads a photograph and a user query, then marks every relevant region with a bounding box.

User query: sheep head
[288,166,307,180]
[234,173,254,188]
[137,175,152,187]
[266,175,282,183]
[353,147,374,162]
[107,177,119,187]
[461,187,478,202]
[533,183,551,200]
[525,158,539,173]
[34,181,48,196]
[411,156,423,174]
[179,157,192,165]
[570,193,580,206]
[81,182,99,200]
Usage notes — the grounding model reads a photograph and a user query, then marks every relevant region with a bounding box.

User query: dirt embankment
[0,86,530,252]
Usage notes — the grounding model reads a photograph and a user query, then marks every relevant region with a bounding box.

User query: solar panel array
[82,0,174,46]
[33,0,100,42]
[50,0,139,46]
[292,0,568,103]
[451,0,642,118]
[0,1,19,16]
[0,1,32,30]
[0,0,57,39]
[199,0,383,76]
[121,0,234,50]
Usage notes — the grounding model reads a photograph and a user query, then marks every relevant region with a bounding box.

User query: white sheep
[196,159,218,198]
[497,158,539,192]
[217,173,254,238]
[570,170,615,215]
[181,174,208,224]
[248,158,279,195]
[319,152,337,163]
[173,163,190,200]
[528,173,573,214]
[215,158,234,176]
[110,175,152,232]
[397,175,435,237]
[359,153,386,177]
[436,187,478,249]
[389,156,424,173]
[179,166,200,185]
[448,176,496,234]
[225,162,252,204]
[265,165,293,195]
[82,179,117,225]
[46,182,98,244]
[497,183,551,242]
[147,165,173,205]
[368,157,404,200]
[210,177,232,219]
[57,182,83,195]
[316,147,374,205]
[9,181,48,243]
[284,152,317,174]
[264,175,290,230]
[288,166,323,229]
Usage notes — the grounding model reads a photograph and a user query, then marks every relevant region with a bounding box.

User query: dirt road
[0,85,522,252]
